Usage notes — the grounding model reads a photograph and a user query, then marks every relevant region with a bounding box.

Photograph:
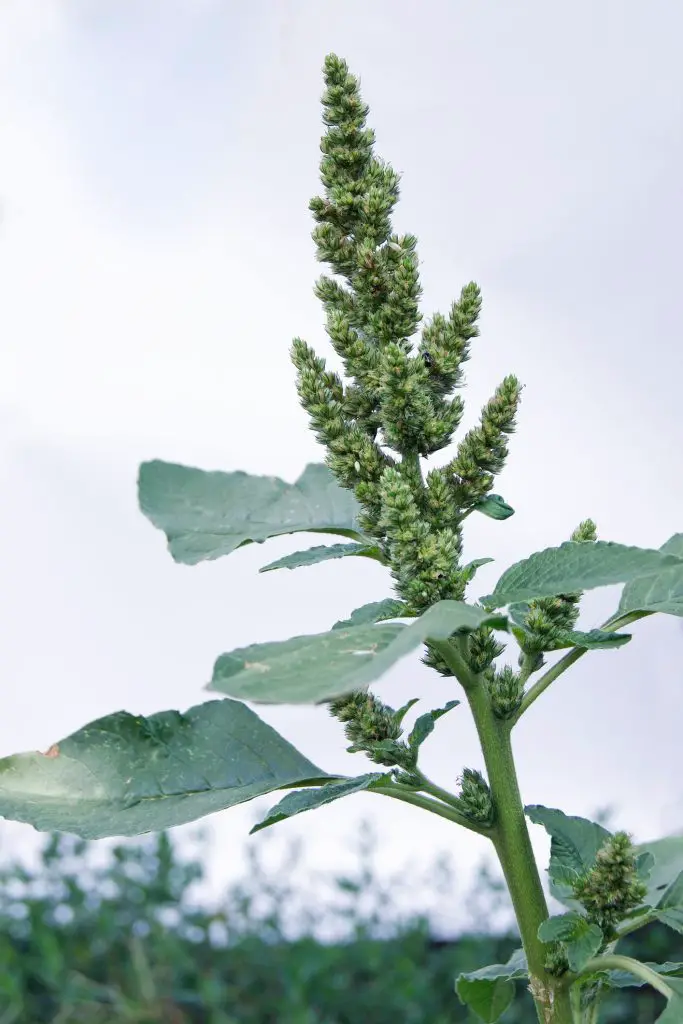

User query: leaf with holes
[250,773,388,834]
[208,600,509,704]
[138,460,363,565]
[0,700,330,839]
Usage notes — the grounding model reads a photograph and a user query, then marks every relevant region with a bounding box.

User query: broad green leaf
[408,700,460,750]
[0,700,329,839]
[661,534,683,558]
[472,494,515,521]
[616,533,683,617]
[259,541,385,573]
[607,961,683,988]
[332,599,408,630]
[138,460,362,565]
[537,912,603,973]
[636,835,683,908]
[525,806,611,899]
[455,948,527,1023]
[482,541,682,609]
[250,773,387,834]
[656,870,683,934]
[617,566,683,617]
[209,600,509,705]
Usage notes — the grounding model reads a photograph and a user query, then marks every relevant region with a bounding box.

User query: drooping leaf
[472,494,515,521]
[525,806,611,901]
[250,773,387,834]
[209,600,509,705]
[138,460,363,565]
[408,701,460,750]
[606,961,683,988]
[537,912,603,973]
[0,700,330,839]
[455,948,527,1023]
[482,541,682,609]
[332,599,408,630]
[259,541,385,573]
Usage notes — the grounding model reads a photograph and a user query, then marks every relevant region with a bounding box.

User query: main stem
[466,682,574,1024]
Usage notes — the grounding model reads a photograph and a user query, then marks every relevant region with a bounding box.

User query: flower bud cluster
[515,520,598,670]
[328,691,416,770]
[572,831,647,938]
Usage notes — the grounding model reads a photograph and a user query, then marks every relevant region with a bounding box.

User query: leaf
[408,701,460,750]
[636,835,683,909]
[482,541,682,609]
[525,806,611,899]
[259,541,385,573]
[209,600,509,705]
[393,697,420,727]
[537,912,603,973]
[607,962,683,988]
[617,565,683,617]
[661,534,683,558]
[250,773,387,834]
[617,533,683,616]
[462,557,495,583]
[655,870,683,934]
[0,700,330,839]
[549,629,632,651]
[138,460,362,565]
[656,977,683,1023]
[332,599,408,630]
[472,494,515,521]
[455,948,527,1023]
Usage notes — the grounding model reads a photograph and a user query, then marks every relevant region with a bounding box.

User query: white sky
[1,0,682,930]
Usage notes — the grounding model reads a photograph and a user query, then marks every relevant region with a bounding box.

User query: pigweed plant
[2,55,682,1024]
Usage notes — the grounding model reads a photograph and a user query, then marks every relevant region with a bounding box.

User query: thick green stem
[464,682,574,1024]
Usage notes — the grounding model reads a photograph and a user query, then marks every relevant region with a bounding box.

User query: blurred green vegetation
[0,821,677,1022]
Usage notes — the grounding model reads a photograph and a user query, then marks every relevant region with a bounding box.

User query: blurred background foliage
[0,819,677,1022]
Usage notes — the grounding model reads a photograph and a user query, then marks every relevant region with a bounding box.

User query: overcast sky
[1,0,682,931]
